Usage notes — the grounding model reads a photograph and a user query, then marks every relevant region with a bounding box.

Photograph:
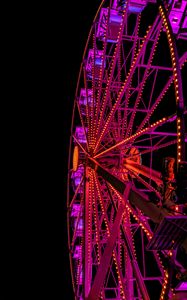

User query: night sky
[1,2,186,300]
[1,3,102,299]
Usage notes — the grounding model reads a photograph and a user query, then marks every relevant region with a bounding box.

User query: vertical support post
[124,211,134,299]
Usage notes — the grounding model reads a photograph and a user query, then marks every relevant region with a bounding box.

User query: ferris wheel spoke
[88,157,173,224]
[83,66,92,149]
[94,8,111,137]
[90,170,102,263]
[94,31,109,139]
[123,14,141,135]
[87,186,130,300]
[107,184,151,300]
[94,16,162,153]
[95,10,127,141]
[137,53,187,133]
[93,115,168,159]
[130,14,141,66]
[93,173,130,298]
[125,23,162,138]
[88,204,124,300]
[111,187,165,279]
[90,33,98,146]
[84,168,93,297]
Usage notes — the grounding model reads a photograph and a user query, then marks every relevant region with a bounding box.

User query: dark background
[2,2,101,299]
[62,1,101,299]
[2,1,186,299]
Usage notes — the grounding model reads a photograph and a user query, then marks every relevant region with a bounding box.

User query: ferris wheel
[67,0,187,299]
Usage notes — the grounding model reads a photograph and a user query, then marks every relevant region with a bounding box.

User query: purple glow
[73,245,82,259]
[175,281,187,291]
[77,219,83,230]
[71,204,82,217]
[86,49,105,79]
[75,126,87,144]
[79,88,93,106]
[96,8,122,42]
[128,0,146,13]
[71,165,84,191]
[169,0,187,34]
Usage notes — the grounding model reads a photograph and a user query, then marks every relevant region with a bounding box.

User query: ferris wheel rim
[67,0,186,299]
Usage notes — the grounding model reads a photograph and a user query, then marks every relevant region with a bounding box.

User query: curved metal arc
[86,202,126,300]
[158,0,186,168]
[67,98,78,296]
[67,3,106,289]
[87,181,151,300]
[105,183,151,300]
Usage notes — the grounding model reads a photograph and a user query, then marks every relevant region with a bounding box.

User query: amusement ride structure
[67,0,187,299]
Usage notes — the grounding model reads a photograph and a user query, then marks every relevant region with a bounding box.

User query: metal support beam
[87,204,125,300]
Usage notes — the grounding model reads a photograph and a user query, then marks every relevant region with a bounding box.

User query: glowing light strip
[125,23,162,138]
[90,170,101,264]
[94,116,167,158]
[159,3,185,169]
[90,34,97,149]
[92,172,126,298]
[95,7,127,141]
[94,8,110,144]
[94,16,161,153]
[123,14,141,136]
[83,67,91,151]
[76,100,89,151]
[137,53,187,133]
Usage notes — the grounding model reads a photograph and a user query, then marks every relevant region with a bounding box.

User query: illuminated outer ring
[67,3,105,293]
[158,0,186,169]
